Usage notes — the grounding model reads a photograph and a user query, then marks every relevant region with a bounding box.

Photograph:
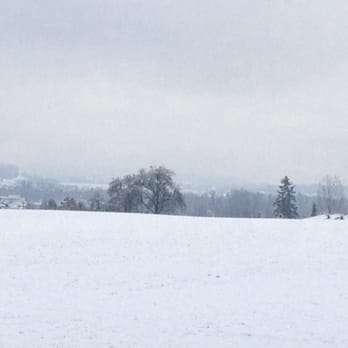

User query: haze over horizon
[1,0,348,185]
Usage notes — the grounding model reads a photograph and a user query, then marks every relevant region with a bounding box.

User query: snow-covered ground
[1,210,348,347]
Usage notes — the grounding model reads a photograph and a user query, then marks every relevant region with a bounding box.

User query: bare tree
[317,175,345,215]
[108,166,185,215]
[138,166,185,214]
[108,174,142,213]
[89,193,103,211]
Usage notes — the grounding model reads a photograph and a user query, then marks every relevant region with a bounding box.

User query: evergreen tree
[48,199,57,210]
[273,176,298,219]
[311,202,317,217]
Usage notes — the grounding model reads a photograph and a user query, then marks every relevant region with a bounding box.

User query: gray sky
[1,0,348,184]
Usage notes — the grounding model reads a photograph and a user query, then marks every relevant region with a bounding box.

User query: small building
[0,195,27,209]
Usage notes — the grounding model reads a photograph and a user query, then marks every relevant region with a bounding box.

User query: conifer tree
[311,202,317,217]
[273,176,298,219]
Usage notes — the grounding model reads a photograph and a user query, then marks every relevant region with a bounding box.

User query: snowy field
[1,210,348,348]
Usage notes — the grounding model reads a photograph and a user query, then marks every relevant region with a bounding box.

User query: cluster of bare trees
[41,197,89,210]
[317,175,346,215]
[184,190,275,218]
[108,166,185,214]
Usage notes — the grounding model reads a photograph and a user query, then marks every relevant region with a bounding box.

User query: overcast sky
[1,0,348,184]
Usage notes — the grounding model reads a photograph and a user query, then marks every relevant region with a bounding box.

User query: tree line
[26,166,348,219]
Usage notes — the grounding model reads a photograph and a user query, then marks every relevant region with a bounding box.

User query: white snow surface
[1,210,348,347]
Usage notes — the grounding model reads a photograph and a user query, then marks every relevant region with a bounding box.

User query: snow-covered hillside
[1,210,348,347]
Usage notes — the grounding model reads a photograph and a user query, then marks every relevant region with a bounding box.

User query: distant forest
[0,164,346,218]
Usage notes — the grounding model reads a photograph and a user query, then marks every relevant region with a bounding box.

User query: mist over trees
[183,189,314,219]
[1,163,347,219]
[0,164,19,179]
[184,190,273,218]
